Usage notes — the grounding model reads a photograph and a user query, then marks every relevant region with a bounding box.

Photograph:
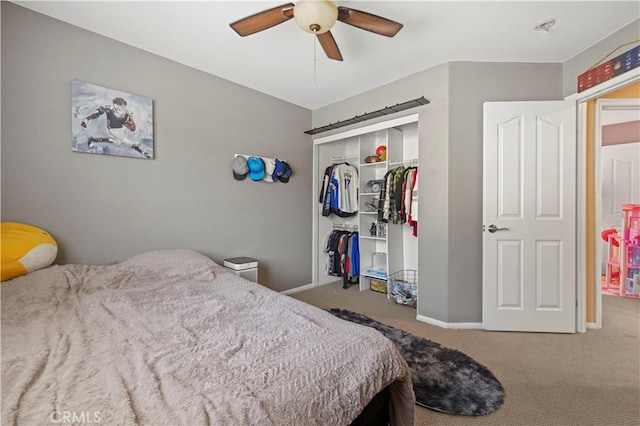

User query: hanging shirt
[320,163,359,217]
[379,169,394,222]
[335,163,359,215]
[390,166,406,224]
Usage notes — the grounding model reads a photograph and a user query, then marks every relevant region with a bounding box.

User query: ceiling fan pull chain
[313,35,317,83]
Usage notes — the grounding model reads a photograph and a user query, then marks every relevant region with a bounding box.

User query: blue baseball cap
[272,159,287,182]
[278,161,292,183]
[247,157,265,181]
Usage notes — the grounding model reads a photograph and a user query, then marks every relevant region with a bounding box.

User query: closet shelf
[361,273,388,281]
[389,159,418,167]
[331,155,359,162]
[360,236,386,241]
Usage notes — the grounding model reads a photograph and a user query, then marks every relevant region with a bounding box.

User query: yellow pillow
[1,222,58,281]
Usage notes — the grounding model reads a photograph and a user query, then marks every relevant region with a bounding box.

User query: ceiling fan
[230,0,404,62]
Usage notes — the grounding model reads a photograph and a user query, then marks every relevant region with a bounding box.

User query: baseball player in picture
[81,97,150,159]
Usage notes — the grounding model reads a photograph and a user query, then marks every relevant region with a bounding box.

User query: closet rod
[331,155,359,162]
[332,223,358,231]
[388,158,419,167]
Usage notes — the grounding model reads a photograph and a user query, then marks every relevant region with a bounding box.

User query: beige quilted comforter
[1,249,414,425]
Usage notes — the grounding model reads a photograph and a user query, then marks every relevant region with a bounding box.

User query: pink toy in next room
[622,204,640,244]
[620,204,640,297]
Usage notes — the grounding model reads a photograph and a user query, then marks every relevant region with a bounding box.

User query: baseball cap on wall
[272,159,287,182]
[262,158,276,182]
[231,156,249,181]
[278,161,293,183]
[247,157,266,181]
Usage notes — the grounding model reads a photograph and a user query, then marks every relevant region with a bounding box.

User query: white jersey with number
[335,164,359,215]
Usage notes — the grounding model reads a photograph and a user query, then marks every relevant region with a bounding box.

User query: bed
[1,249,414,425]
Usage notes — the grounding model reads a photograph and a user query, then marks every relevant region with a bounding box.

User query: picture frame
[71,80,154,159]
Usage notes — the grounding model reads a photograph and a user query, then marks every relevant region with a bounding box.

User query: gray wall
[314,62,563,323]
[448,62,563,322]
[563,19,640,98]
[1,3,312,292]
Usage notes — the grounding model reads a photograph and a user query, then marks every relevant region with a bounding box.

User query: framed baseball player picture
[71,80,154,160]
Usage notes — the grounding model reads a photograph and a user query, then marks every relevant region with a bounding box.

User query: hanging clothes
[323,229,359,288]
[377,165,418,236]
[378,166,406,224]
[319,163,359,217]
[402,168,418,236]
[390,166,406,224]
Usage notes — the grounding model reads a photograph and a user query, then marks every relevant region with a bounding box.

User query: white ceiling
[15,1,640,110]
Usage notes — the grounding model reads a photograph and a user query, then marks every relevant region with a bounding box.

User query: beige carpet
[291,283,640,426]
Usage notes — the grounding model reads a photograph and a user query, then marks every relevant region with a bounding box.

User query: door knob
[487,224,509,233]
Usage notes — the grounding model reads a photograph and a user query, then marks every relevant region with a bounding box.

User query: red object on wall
[578,60,613,93]
[578,45,640,93]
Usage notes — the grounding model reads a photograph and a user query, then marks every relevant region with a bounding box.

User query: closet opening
[311,114,420,309]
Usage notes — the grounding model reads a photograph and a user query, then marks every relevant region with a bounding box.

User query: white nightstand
[223,257,258,283]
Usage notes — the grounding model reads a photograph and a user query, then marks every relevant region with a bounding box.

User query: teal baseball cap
[247,157,265,181]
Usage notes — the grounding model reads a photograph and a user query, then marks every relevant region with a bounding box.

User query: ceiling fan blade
[316,31,343,61]
[337,6,403,37]
[230,3,295,36]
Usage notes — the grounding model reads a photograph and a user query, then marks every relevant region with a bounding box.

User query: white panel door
[601,143,640,227]
[483,101,576,333]
[600,143,640,269]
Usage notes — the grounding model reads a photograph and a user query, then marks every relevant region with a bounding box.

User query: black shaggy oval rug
[327,308,504,416]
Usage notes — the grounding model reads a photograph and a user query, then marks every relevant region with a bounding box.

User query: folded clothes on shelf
[365,269,388,278]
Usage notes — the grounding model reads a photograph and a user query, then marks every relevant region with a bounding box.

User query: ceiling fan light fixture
[294,0,338,34]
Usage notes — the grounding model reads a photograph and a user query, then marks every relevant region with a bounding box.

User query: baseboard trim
[416,314,483,329]
[586,322,599,329]
[280,283,314,296]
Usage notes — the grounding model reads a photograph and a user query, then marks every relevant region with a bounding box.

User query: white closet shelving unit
[358,128,403,291]
[312,114,419,296]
